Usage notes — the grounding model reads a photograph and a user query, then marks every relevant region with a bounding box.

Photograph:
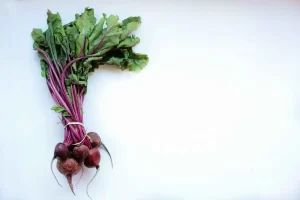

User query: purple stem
[35,49,99,146]
[54,61,61,74]
[35,48,72,115]
[80,35,86,57]
[74,86,86,139]
[35,48,62,90]
[71,85,79,121]
[59,55,99,116]
[59,55,99,119]
[80,88,85,105]
[47,82,59,105]
[91,26,113,54]
[64,117,81,142]
[48,68,72,114]
[35,48,76,119]
[57,61,64,72]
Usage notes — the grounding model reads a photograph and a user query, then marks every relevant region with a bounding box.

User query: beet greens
[31,8,148,197]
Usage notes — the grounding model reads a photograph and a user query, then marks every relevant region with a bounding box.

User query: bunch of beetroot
[31,8,148,198]
[52,132,111,198]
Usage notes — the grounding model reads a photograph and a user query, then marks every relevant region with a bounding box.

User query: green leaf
[72,63,77,71]
[101,27,122,50]
[47,10,69,62]
[75,8,96,36]
[88,14,106,52]
[62,112,70,117]
[40,60,48,78]
[45,10,68,62]
[33,42,39,49]
[31,28,45,45]
[117,35,140,48]
[76,33,85,56]
[83,57,103,66]
[90,14,122,54]
[67,86,72,102]
[127,51,149,71]
[77,81,87,86]
[106,14,119,27]
[83,56,103,73]
[45,26,57,60]
[121,49,130,59]
[122,16,141,26]
[107,57,125,69]
[105,48,148,71]
[51,106,70,116]
[69,74,78,81]
[32,9,149,91]
[91,48,113,57]
[120,16,141,40]
[67,73,87,86]
[51,106,66,113]
[65,26,79,57]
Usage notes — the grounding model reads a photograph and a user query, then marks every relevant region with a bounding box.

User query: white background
[1,0,300,200]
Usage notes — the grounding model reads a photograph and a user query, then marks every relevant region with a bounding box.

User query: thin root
[101,143,113,168]
[51,157,62,187]
[76,165,84,187]
[86,166,100,200]
[66,174,76,195]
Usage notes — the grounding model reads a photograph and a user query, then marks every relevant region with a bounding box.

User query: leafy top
[32,8,149,86]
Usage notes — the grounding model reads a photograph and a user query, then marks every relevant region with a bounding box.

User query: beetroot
[57,158,81,195]
[50,143,69,186]
[72,145,89,162]
[57,158,80,175]
[87,132,101,148]
[54,143,68,160]
[87,132,113,168]
[84,148,101,168]
[84,148,101,199]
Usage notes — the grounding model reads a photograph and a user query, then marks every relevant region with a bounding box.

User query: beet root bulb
[57,158,81,195]
[54,143,69,160]
[84,148,101,168]
[87,132,101,148]
[72,145,89,162]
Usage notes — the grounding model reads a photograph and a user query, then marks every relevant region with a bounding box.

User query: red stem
[80,35,86,57]
[35,48,62,90]
[48,68,72,114]
[91,26,113,54]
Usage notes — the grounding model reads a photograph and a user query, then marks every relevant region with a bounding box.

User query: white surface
[1,0,300,200]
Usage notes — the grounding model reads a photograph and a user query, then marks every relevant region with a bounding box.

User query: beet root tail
[86,166,100,200]
[66,174,75,195]
[76,165,84,187]
[51,157,62,187]
[101,143,113,168]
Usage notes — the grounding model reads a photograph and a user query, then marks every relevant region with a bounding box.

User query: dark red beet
[72,145,89,162]
[87,132,101,148]
[84,148,101,199]
[51,143,69,186]
[57,158,80,175]
[87,132,113,168]
[54,143,69,160]
[57,158,81,195]
[84,148,101,168]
